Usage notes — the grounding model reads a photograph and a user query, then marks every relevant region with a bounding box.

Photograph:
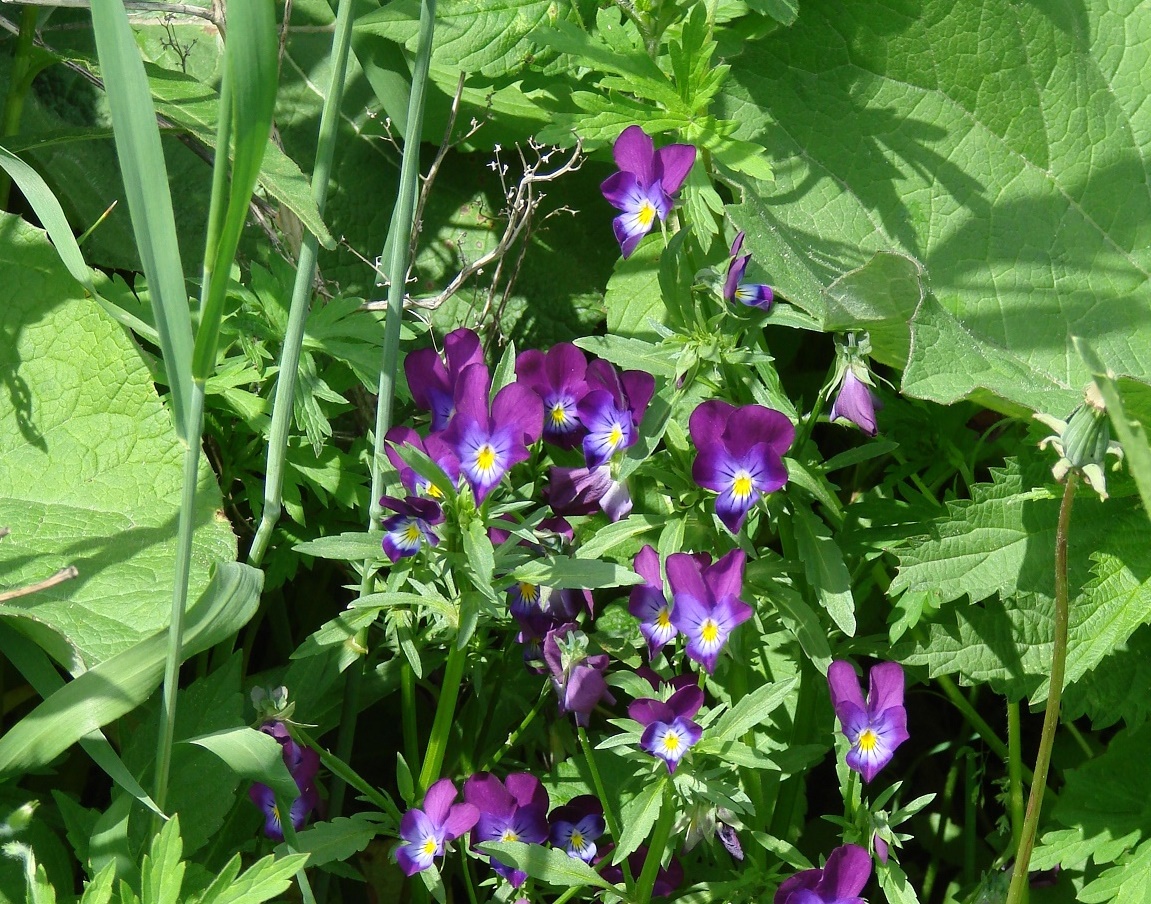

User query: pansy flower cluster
[395,772,608,889]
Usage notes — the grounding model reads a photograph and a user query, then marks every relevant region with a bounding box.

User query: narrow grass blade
[0,562,262,779]
[192,0,278,380]
[89,0,193,439]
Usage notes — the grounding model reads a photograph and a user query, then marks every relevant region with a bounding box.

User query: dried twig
[361,139,584,316]
[0,0,224,31]
[0,566,79,603]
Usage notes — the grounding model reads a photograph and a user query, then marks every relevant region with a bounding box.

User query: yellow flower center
[519,582,539,603]
[701,619,720,644]
[550,403,569,427]
[656,608,672,629]
[662,731,681,752]
[608,424,624,448]
[424,480,444,499]
[732,472,754,500]
[422,837,438,856]
[857,728,878,752]
[476,443,497,473]
[403,523,422,543]
[637,201,657,228]
[501,828,519,843]
[570,830,584,848]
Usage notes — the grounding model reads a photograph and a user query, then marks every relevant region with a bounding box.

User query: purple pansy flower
[724,231,774,310]
[548,795,605,863]
[630,684,705,773]
[465,772,550,887]
[546,464,633,522]
[395,778,479,876]
[516,344,591,449]
[601,126,696,258]
[827,660,909,783]
[668,549,753,673]
[690,399,794,533]
[775,844,872,904]
[248,722,321,841]
[379,495,444,562]
[829,370,882,437]
[579,361,655,469]
[385,426,460,498]
[404,328,484,432]
[543,623,615,726]
[441,364,544,503]
[601,846,685,897]
[628,545,678,659]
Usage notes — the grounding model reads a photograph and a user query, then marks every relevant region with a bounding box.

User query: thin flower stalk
[1006,473,1078,904]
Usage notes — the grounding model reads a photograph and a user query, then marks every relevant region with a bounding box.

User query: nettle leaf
[1031,722,1151,876]
[273,814,381,868]
[724,0,1151,414]
[889,457,1142,608]
[0,216,236,667]
[905,543,1151,705]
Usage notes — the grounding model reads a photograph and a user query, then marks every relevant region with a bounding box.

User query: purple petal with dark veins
[653,142,696,194]
[633,545,662,586]
[611,125,656,183]
[827,660,866,716]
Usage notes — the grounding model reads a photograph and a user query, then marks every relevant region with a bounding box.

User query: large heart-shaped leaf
[725,0,1151,415]
[0,214,236,668]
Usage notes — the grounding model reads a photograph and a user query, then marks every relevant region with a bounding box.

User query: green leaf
[0,217,236,667]
[79,862,117,904]
[711,677,799,742]
[293,531,386,562]
[359,0,558,78]
[889,457,1133,608]
[877,859,922,904]
[574,335,676,378]
[89,0,194,438]
[186,726,298,804]
[792,504,855,636]
[509,557,644,590]
[603,242,664,340]
[274,815,381,868]
[0,562,262,778]
[574,515,664,561]
[1080,840,1151,904]
[477,841,614,890]
[820,253,925,369]
[193,852,310,904]
[141,816,184,904]
[725,0,1151,414]
[141,66,334,250]
[615,778,664,863]
[463,520,497,605]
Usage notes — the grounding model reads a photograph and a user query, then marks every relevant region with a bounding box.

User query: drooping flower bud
[1035,383,1123,498]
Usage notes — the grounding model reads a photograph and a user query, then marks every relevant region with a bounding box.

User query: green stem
[964,749,977,887]
[578,726,633,888]
[769,659,819,837]
[247,0,356,568]
[417,639,467,793]
[0,4,38,209]
[634,781,675,904]
[921,747,962,902]
[481,683,549,772]
[294,727,402,823]
[933,673,1034,784]
[1007,700,1024,859]
[325,0,435,829]
[401,662,420,779]
[153,381,206,815]
[1006,473,1077,904]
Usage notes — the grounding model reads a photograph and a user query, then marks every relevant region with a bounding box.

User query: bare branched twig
[361,138,584,321]
[0,0,224,31]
